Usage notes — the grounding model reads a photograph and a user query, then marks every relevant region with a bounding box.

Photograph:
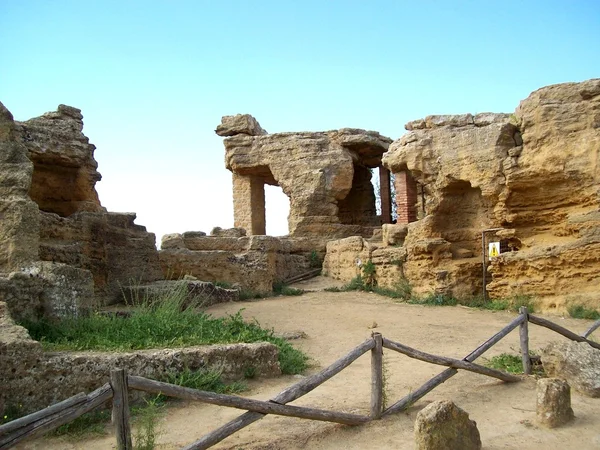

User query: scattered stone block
[414,400,481,450]
[536,378,574,428]
[541,341,600,397]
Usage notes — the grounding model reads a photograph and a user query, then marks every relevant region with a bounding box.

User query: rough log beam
[0,384,112,449]
[128,376,368,426]
[383,314,525,416]
[382,338,520,382]
[182,338,375,450]
[582,319,600,339]
[528,314,600,351]
[0,393,87,437]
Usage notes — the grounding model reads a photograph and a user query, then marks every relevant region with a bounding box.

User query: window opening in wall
[371,168,397,223]
[265,184,290,236]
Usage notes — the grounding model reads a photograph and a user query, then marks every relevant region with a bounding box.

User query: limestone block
[161,233,185,249]
[216,114,267,137]
[414,400,481,450]
[536,378,574,428]
[382,224,408,247]
[210,227,246,237]
[541,341,600,397]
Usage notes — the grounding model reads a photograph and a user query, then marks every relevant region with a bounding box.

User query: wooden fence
[1,312,598,449]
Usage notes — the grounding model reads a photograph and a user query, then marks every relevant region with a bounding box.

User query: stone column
[379,166,392,224]
[395,170,418,224]
[232,173,266,235]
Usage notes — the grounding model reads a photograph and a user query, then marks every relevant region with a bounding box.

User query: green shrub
[344,275,366,291]
[568,305,600,320]
[362,260,377,289]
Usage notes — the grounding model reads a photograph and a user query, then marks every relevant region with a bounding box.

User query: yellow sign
[488,242,501,258]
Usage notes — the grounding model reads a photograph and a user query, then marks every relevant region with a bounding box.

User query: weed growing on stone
[567,304,600,320]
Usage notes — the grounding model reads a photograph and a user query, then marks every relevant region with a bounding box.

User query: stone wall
[0,301,280,415]
[160,230,327,293]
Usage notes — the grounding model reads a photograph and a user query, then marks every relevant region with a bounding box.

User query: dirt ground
[21,278,600,449]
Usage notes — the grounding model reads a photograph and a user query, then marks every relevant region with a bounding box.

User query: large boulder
[541,341,600,397]
[414,400,481,450]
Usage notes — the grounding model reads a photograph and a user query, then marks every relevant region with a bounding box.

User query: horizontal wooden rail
[129,376,368,425]
[382,338,520,382]
[383,314,525,416]
[582,319,600,339]
[528,314,600,350]
[183,338,375,450]
[0,383,112,449]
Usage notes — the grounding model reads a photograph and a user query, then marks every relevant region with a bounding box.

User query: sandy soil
[21,281,600,449]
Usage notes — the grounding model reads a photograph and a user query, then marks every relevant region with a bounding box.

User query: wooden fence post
[111,369,132,450]
[371,333,383,419]
[519,307,532,375]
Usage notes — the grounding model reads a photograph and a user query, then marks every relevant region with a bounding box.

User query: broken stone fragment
[215,114,267,136]
[536,378,575,428]
[414,400,481,450]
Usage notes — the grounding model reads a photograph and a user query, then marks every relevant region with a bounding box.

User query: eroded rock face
[414,400,481,450]
[541,341,600,398]
[0,101,40,272]
[16,104,104,217]
[372,79,600,307]
[219,118,392,237]
[39,211,162,304]
[0,102,162,314]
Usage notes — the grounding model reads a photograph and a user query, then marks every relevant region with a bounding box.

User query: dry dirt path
[22,288,600,449]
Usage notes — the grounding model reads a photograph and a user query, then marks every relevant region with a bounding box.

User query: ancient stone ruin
[1,78,599,415]
[324,79,600,311]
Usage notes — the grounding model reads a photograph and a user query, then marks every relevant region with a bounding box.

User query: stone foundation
[0,302,280,415]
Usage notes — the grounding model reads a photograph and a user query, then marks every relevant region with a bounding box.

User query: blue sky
[1,1,599,242]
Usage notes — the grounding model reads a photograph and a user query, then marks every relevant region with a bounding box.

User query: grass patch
[272,282,304,297]
[20,291,308,375]
[484,352,544,376]
[568,305,600,320]
[485,353,524,374]
[161,369,247,395]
